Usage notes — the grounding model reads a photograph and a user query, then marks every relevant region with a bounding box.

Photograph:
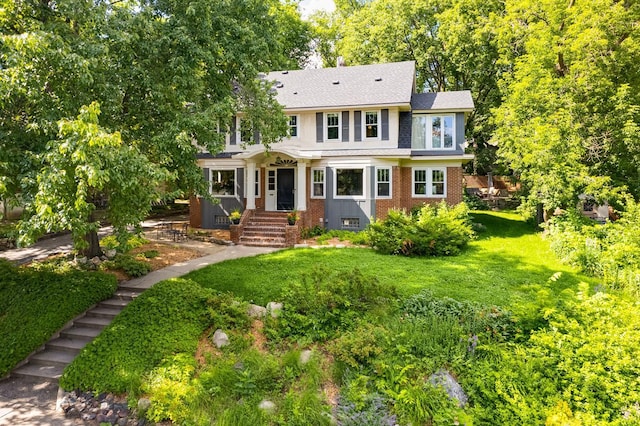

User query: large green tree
[493,0,640,214]
[313,0,505,174]
[1,0,311,251]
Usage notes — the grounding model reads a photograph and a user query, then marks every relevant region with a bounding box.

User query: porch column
[246,161,256,210]
[296,160,307,211]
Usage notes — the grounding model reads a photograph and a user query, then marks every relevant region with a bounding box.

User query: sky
[299,0,336,18]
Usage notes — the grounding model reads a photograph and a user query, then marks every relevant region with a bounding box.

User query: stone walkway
[0,243,279,425]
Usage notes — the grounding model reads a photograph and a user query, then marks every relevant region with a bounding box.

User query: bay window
[412,114,455,150]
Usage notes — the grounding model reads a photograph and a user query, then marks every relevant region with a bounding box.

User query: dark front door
[277,168,295,210]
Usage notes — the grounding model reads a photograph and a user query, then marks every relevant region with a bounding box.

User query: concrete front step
[86,306,123,319]
[61,327,102,339]
[112,288,143,300]
[13,363,64,381]
[74,315,112,329]
[31,349,75,367]
[99,298,131,309]
[47,336,92,353]
[242,241,289,248]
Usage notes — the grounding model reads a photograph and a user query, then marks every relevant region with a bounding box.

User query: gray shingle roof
[411,91,474,111]
[266,61,416,109]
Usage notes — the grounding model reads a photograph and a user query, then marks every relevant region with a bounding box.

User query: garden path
[0,243,280,425]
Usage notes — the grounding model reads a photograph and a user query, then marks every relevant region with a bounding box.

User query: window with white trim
[288,115,298,137]
[376,167,391,198]
[412,167,446,197]
[239,118,252,144]
[210,169,236,196]
[411,115,455,150]
[365,111,379,138]
[326,113,340,140]
[311,168,325,198]
[335,168,364,197]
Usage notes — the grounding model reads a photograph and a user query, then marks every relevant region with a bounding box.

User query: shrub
[367,202,474,256]
[464,192,490,210]
[0,260,116,376]
[402,290,515,341]
[463,283,640,424]
[546,201,640,294]
[266,267,397,343]
[105,253,152,277]
[300,225,325,239]
[100,233,148,253]
[60,278,213,394]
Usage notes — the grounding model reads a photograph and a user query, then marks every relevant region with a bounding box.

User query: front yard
[57,211,640,425]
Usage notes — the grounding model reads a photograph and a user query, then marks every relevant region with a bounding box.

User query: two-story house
[190,61,474,246]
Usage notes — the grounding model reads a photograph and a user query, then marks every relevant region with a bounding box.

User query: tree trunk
[82,229,103,258]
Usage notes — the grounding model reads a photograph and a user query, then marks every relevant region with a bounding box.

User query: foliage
[300,225,325,239]
[1,0,311,253]
[315,229,369,245]
[546,201,640,294]
[266,267,397,343]
[367,202,474,256]
[0,259,116,376]
[335,393,397,426]
[464,284,640,424]
[111,254,152,278]
[100,234,148,253]
[18,103,166,256]
[493,0,640,209]
[464,192,491,211]
[402,290,515,341]
[60,279,213,394]
[314,0,505,174]
[228,209,242,223]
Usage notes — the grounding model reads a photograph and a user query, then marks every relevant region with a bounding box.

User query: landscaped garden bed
[57,211,640,424]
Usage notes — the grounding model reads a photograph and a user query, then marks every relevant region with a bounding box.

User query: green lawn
[186,211,596,310]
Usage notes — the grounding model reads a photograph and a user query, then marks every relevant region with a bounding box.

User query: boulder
[212,329,230,348]
[258,399,276,413]
[137,398,151,412]
[247,304,267,318]
[427,369,468,408]
[266,302,283,318]
[300,349,313,365]
[90,256,102,266]
[105,249,117,259]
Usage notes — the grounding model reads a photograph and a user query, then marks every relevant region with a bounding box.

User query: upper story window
[335,168,364,198]
[288,115,298,138]
[239,118,252,144]
[326,113,340,140]
[412,115,455,150]
[210,169,236,196]
[365,111,379,138]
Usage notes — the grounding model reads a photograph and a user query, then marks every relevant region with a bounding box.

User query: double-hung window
[311,168,325,198]
[412,167,446,197]
[326,113,340,140]
[376,167,391,198]
[411,115,455,150]
[365,111,379,139]
[288,115,298,138]
[210,169,236,196]
[239,118,252,144]
[335,168,364,198]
